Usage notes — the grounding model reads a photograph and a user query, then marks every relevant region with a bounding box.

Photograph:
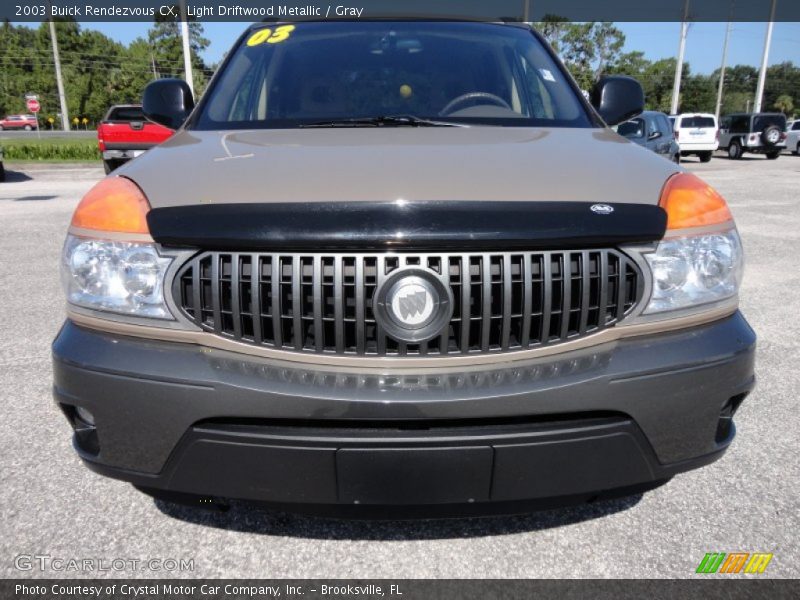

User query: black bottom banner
[2,579,797,600]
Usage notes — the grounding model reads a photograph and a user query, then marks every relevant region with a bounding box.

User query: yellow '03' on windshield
[246,25,296,46]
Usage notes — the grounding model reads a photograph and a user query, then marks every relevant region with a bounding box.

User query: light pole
[715,21,733,120]
[754,0,777,113]
[670,0,691,116]
[48,18,70,131]
[179,0,195,96]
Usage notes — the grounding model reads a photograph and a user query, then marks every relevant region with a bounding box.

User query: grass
[1,137,100,161]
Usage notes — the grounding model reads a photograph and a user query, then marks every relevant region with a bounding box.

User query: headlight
[61,234,173,318]
[641,172,744,316]
[61,176,175,320]
[644,228,743,313]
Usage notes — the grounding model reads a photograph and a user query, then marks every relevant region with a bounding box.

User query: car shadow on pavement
[152,492,646,540]
[721,156,768,161]
[2,168,32,183]
[15,195,57,201]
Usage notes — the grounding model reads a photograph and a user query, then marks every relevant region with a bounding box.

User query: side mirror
[143,78,194,130]
[590,76,644,127]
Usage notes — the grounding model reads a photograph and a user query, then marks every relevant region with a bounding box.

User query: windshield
[617,119,645,139]
[194,22,592,129]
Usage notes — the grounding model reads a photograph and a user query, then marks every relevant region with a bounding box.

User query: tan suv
[53,21,755,516]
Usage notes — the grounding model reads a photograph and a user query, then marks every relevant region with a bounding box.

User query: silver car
[787,119,800,156]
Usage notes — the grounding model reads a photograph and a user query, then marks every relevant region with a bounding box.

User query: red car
[0,114,38,130]
[97,104,173,173]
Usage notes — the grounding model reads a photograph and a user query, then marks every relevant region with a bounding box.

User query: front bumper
[53,312,755,511]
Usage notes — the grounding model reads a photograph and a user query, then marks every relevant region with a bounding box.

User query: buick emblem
[390,283,435,326]
[374,270,453,343]
[590,203,614,215]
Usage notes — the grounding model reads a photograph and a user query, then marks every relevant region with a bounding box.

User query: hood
[121,126,680,209]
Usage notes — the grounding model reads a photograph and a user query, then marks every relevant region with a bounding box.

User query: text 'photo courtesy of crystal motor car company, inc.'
[52,20,755,517]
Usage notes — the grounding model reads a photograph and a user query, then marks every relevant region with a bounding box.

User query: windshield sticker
[539,69,556,82]
[246,25,296,47]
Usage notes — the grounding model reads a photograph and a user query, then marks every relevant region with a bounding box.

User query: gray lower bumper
[52,312,756,507]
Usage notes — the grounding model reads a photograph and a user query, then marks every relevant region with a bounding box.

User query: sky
[88,21,800,73]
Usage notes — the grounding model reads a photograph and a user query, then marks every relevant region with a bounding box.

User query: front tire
[24,125,32,131]
[793,143,799,156]
[728,140,743,160]
[699,151,713,163]
[0,162,5,182]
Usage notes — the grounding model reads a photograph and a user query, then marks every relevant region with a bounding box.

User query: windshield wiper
[299,115,466,128]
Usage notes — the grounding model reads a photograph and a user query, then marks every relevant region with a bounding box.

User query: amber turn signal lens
[71,177,151,234]
[659,172,733,231]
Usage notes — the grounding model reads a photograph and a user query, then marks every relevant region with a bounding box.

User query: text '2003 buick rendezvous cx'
[53,21,755,516]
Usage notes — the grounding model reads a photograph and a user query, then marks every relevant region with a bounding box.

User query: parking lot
[0,153,798,579]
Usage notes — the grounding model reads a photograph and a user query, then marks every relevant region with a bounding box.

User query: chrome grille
[172,250,643,357]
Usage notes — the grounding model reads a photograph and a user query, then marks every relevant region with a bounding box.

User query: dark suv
[719,112,787,159]
[53,21,755,516]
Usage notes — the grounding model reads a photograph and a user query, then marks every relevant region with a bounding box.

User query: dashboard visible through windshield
[193,21,593,129]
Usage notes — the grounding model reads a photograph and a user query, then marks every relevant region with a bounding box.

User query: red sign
[26,98,40,113]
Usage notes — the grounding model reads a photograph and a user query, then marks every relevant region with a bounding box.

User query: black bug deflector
[146,201,668,250]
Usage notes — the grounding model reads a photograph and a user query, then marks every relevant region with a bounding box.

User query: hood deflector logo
[590,204,615,215]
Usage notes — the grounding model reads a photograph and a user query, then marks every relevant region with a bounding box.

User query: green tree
[106,38,159,105]
[720,64,758,95]
[773,94,794,116]
[535,15,570,54]
[680,73,716,113]
[721,91,752,114]
[559,22,597,90]
[764,62,800,115]
[591,22,625,80]
[608,50,651,79]
[148,8,211,93]
[533,21,626,91]
[0,17,213,125]
[608,55,678,111]
[0,21,39,115]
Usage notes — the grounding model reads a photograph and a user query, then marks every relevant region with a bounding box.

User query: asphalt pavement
[0,153,798,579]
